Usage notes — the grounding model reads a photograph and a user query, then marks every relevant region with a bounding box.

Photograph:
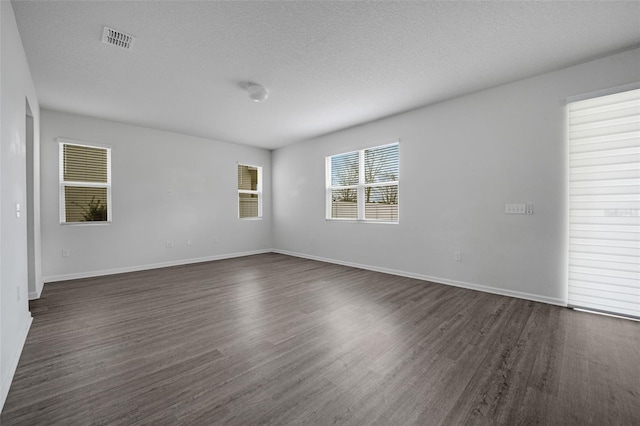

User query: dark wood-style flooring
[2,253,639,425]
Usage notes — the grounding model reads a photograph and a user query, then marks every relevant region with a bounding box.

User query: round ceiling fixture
[247,83,268,103]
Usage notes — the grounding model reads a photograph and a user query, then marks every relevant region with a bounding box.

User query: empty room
[1,1,639,424]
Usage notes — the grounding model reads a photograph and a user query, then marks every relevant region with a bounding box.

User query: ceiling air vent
[101,26,135,50]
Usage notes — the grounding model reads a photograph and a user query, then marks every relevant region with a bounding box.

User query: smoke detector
[102,26,135,50]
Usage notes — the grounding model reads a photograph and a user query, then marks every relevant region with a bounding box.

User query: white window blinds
[326,142,399,222]
[238,164,262,219]
[59,141,112,223]
[568,88,640,319]
[329,151,359,219]
[364,144,399,221]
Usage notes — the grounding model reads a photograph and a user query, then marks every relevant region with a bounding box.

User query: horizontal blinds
[239,193,259,218]
[327,143,399,222]
[568,88,640,319]
[237,164,261,218]
[331,151,359,187]
[64,186,108,222]
[60,142,111,223]
[63,144,108,183]
[365,185,398,221]
[364,144,399,221]
[364,143,399,184]
[238,165,258,191]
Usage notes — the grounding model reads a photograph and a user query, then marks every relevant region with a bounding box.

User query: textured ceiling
[12,0,640,149]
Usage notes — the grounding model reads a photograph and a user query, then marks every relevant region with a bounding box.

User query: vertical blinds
[568,88,640,319]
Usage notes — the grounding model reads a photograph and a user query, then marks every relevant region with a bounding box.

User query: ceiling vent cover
[102,26,135,50]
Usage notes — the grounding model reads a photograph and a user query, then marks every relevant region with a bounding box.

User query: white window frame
[325,142,399,223]
[238,163,263,220]
[59,138,112,225]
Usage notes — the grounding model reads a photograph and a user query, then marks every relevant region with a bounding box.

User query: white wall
[26,107,42,300]
[272,48,640,306]
[1,0,39,409]
[40,110,272,281]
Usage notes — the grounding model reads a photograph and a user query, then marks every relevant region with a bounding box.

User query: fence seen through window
[327,143,399,222]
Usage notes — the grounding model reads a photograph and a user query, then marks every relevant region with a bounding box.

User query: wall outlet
[166,240,174,248]
[454,251,462,261]
[505,203,526,214]
[17,286,21,301]
[62,249,70,257]
[187,239,192,246]
[526,203,534,215]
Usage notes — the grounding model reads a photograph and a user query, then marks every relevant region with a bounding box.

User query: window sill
[325,219,398,225]
[60,221,112,226]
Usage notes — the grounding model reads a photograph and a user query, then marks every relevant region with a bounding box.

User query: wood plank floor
[2,253,639,425]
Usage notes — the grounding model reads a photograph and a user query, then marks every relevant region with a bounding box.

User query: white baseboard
[28,281,44,300]
[42,249,272,284]
[0,315,33,412]
[41,247,567,307]
[272,249,566,307]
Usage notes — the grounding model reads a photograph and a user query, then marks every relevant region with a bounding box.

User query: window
[567,88,639,319]
[326,142,399,222]
[238,164,262,219]
[59,140,111,223]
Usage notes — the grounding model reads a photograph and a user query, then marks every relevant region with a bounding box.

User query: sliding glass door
[567,88,639,319]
